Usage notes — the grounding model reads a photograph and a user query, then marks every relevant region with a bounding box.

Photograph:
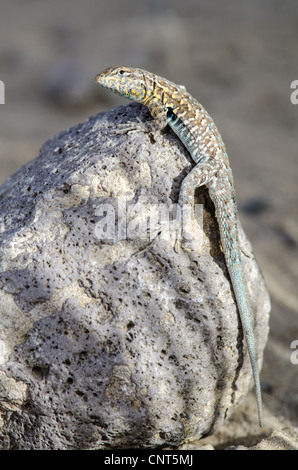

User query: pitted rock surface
[0,103,270,449]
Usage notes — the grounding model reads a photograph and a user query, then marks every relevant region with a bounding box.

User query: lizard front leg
[116,101,168,135]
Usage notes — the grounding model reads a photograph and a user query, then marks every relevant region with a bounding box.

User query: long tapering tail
[228,262,263,427]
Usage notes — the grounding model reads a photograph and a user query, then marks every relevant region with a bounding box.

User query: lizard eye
[119,70,125,76]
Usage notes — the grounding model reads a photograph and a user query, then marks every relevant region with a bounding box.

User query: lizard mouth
[94,74,104,85]
[95,75,124,98]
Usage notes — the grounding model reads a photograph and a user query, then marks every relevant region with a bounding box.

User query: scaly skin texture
[95,66,263,427]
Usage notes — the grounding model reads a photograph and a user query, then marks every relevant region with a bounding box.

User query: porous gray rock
[0,103,270,449]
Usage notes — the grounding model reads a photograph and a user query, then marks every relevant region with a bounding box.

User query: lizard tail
[228,263,263,427]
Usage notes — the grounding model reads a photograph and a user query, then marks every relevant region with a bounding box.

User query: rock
[0,102,270,450]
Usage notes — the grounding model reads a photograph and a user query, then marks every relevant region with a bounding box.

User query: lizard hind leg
[178,161,218,251]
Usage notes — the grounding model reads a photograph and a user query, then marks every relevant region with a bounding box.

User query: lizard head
[95,66,148,102]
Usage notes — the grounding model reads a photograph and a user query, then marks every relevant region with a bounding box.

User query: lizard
[95,66,263,427]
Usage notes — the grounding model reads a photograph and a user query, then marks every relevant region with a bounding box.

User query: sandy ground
[0,0,298,449]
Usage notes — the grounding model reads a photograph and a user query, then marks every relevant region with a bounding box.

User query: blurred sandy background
[0,0,298,449]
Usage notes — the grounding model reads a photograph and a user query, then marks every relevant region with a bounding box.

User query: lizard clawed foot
[180,231,202,252]
[116,117,152,135]
[174,222,203,253]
